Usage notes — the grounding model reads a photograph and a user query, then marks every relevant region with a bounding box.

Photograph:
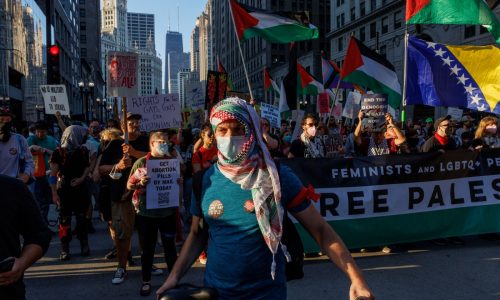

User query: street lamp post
[78,80,94,123]
[96,98,107,122]
[35,104,44,120]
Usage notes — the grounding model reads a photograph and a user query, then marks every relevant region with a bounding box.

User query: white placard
[107,51,139,98]
[39,85,70,116]
[260,103,281,129]
[146,159,180,209]
[291,110,305,141]
[185,82,205,111]
[447,107,463,121]
[127,94,181,131]
[343,91,361,119]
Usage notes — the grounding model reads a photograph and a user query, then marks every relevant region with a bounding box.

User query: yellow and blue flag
[406,36,500,114]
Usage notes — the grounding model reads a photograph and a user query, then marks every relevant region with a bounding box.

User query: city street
[24,216,500,300]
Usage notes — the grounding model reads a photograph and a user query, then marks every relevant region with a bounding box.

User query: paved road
[24,216,500,300]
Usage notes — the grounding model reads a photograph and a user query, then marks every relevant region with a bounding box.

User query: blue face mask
[216,136,247,160]
[283,135,292,143]
[156,143,169,156]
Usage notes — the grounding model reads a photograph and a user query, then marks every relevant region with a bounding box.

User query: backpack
[191,164,304,282]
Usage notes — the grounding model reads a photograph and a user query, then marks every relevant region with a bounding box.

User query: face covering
[216,136,247,160]
[156,143,169,156]
[0,121,12,142]
[306,126,317,137]
[283,135,292,144]
[485,125,497,135]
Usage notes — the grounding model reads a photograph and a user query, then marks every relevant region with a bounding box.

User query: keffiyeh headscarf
[210,97,286,279]
[61,125,88,152]
[300,132,325,158]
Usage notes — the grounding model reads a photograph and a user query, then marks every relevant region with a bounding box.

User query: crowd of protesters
[0,100,499,299]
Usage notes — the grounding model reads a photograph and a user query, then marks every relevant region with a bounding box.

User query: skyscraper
[127,12,155,50]
[164,30,183,93]
[190,21,200,75]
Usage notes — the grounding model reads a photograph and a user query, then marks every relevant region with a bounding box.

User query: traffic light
[47,44,60,84]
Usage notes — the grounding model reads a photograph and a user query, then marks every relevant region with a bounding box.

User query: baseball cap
[126,112,142,120]
[0,105,15,118]
[425,117,433,123]
[434,115,451,131]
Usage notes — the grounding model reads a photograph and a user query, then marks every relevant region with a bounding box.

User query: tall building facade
[190,21,200,75]
[198,0,214,82]
[127,12,154,50]
[167,51,190,95]
[164,30,183,93]
[102,0,128,51]
[177,68,191,108]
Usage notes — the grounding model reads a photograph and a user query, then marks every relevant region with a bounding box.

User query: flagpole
[326,78,342,125]
[228,0,254,101]
[401,25,409,123]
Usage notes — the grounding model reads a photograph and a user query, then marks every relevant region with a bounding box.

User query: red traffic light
[49,45,60,56]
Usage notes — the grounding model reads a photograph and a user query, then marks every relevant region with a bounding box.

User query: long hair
[474,116,498,139]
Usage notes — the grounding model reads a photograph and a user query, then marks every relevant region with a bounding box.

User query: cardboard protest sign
[360,93,388,131]
[318,92,330,113]
[260,103,280,129]
[182,108,205,129]
[127,94,181,131]
[40,85,70,116]
[447,107,463,121]
[107,52,139,98]
[185,82,205,111]
[146,159,180,209]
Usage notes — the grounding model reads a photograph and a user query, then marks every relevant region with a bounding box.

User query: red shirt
[192,145,218,172]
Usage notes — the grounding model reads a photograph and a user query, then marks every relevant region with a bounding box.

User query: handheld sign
[260,103,280,129]
[127,94,181,131]
[146,159,180,209]
[40,85,70,116]
[107,52,139,98]
[360,93,388,131]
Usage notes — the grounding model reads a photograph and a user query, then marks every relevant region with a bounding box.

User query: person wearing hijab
[156,98,374,300]
[49,125,91,261]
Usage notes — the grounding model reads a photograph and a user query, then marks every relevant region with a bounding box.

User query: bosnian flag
[229,0,319,43]
[340,37,401,109]
[297,63,324,95]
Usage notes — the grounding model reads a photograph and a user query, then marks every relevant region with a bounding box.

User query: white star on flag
[464,83,477,95]
[477,104,487,111]
[449,65,461,75]
[442,56,453,66]
[470,94,482,106]
[434,48,445,57]
[426,42,437,49]
[457,74,468,85]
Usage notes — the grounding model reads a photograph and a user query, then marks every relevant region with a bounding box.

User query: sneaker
[151,265,163,276]
[111,268,127,285]
[59,251,71,261]
[104,247,117,260]
[198,251,207,265]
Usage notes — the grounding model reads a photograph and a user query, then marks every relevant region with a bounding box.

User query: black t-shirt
[50,147,90,181]
[421,136,458,152]
[289,139,307,158]
[100,135,149,202]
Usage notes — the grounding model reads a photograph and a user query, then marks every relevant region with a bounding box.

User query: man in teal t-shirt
[27,121,58,223]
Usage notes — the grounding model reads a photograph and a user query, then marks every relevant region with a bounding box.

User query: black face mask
[0,121,12,142]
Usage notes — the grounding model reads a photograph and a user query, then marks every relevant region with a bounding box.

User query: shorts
[111,200,135,240]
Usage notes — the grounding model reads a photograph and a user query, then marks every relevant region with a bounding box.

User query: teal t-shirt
[191,164,310,300]
[27,135,59,169]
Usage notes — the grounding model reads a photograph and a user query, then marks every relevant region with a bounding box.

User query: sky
[128,0,207,86]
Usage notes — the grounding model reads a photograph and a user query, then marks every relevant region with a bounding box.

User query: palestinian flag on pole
[264,67,280,94]
[297,63,324,95]
[229,0,319,43]
[340,37,401,109]
[406,0,500,43]
[217,60,234,91]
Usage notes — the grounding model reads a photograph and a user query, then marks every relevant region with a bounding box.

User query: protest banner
[447,107,463,121]
[318,92,330,114]
[331,103,343,120]
[342,91,361,119]
[260,103,280,129]
[40,85,70,116]
[107,52,138,98]
[205,71,228,109]
[127,94,181,132]
[318,133,344,158]
[185,82,205,111]
[280,148,500,252]
[360,93,388,131]
[182,108,205,129]
[146,159,180,209]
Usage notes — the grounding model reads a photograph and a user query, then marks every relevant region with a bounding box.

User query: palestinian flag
[264,67,280,94]
[297,63,324,95]
[406,0,500,43]
[229,0,319,43]
[340,37,401,109]
[217,60,234,91]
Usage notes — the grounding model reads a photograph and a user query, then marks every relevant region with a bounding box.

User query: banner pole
[122,96,129,144]
[401,26,409,123]
[227,0,254,101]
[326,78,342,125]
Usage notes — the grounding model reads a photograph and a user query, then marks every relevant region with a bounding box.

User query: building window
[380,45,387,58]
[394,10,402,29]
[81,48,87,57]
[370,22,377,38]
[79,8,85,18]
[350,7,356,21]
[337,37,343,51]
[360,1,365,17]
[381,16,388,33]
[81,34,86,43]
[336,0,345,7]
[80,22,86,31]
[360,27,366,42]
[479,25,488,34]
[370,0,377,11]
[464,25,476,38]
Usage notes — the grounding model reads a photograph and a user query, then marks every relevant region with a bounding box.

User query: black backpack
[191,165,304,282]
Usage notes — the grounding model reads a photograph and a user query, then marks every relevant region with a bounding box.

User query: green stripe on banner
[296,204,500,253]
[243,24,319,43]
